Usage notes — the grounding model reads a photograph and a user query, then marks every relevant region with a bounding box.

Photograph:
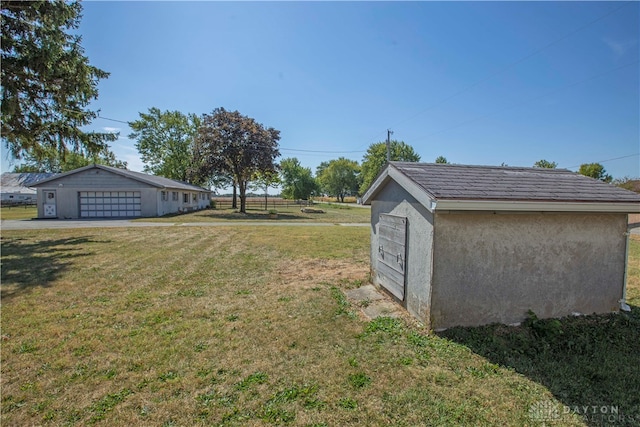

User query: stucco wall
[370,180,434,325]
[430,212,628,329]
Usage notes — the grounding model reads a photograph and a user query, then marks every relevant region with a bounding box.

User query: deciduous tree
[1,0,115,160]
[12,145,126,173]
[435,156,449,164]
[533,159,557,168]
[129,108,200,182]
[578,162,612,183]
[279,157,318,200]
[250,169,281,210]
[359,141,420,194]
[317,157,360,203]
[193,108,280,213]
[613,176,640,193]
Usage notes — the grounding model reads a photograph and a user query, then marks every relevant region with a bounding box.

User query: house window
[192,193,197,202]
[161,191,168,201]
[172,191,178,201]
[183,193,189,203]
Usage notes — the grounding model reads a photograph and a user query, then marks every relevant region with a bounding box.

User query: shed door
[79,191,141,218]
[377,214,407,301]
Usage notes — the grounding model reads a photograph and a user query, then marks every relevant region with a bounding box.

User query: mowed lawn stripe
[3,227,637,426]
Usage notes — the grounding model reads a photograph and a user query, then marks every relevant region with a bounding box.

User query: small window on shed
[161,191,168,201]
[183,193,189,203]
[172,191,178,201]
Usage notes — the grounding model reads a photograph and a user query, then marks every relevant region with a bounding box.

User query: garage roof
[362,162,640,213]
[31,164,210,192]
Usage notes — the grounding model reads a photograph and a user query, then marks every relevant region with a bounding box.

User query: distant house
[1,173,56,204]
[363,162,640,330]
[31,165,211,219]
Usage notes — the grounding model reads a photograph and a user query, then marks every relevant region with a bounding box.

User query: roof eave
[433,199,640,214]
[362,163,437,212]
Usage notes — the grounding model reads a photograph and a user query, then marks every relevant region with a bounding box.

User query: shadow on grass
[439,307,640,427]
[0,236,104,300]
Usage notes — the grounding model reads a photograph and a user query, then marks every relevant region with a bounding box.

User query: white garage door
[79,191,141,218]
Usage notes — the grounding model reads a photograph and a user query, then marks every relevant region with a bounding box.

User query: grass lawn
[0,206,37,220]
[1,228,638,426]
[136,203,370,224]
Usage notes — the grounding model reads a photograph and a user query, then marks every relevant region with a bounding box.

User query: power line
[562,153,640,170]
[281,148,365,154]
[93,115,365,155]
[97,115,130,124]
[64,3,632,162]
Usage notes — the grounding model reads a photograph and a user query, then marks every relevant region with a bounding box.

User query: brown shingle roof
[391,162,640,203]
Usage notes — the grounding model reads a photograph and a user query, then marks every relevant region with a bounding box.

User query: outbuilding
[1,172,56,205]
[362,162,640,330]
[31,164,211,219]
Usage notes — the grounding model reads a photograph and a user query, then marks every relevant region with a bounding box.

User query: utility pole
[386,129,393,163]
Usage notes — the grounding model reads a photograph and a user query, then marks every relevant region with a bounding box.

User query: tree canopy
[192,108,280,213]
[279,157,318,200]
[317,157,360,202]
[612,177,640,193]
[129,108,200,182]
[533,159,557,168]
[435,156,449,164]
[578,162,612,183]
[13,145,127,173]
[1,0,115,160]
[359,141,420,194]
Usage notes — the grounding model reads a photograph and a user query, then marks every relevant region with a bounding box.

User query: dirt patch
[273,258,368,291]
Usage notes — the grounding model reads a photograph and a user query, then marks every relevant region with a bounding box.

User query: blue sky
[4,1,639,182]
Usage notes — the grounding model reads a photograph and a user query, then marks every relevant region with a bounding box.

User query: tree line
[2,1,636,214]
[125,107,630,211]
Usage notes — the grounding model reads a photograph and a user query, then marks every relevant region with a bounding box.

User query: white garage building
[31,164,211,219]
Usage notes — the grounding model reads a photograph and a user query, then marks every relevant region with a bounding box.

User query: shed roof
[1,172,57,194]
[362,162,640,213]
[30,164,211,192]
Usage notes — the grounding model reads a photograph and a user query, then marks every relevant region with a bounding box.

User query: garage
[32,164,211,219]
[79,191,141,218]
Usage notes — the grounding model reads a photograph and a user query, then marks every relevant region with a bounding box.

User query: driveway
[1,219,369,231]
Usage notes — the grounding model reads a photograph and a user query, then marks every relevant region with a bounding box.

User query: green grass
[135,203,370,224]
[0,205,37,220]
[1,228,638,426]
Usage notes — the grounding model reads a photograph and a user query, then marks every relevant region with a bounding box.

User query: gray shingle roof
[391,162,640,203]
[30,165,210,192]
[98,165,211,192]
